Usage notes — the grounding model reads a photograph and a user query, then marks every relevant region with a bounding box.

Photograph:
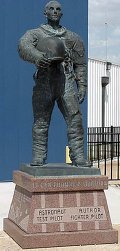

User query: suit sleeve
[18,30,45,65]
[72,36,87,87]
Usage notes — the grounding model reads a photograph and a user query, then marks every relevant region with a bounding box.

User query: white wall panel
[88,58,120,127]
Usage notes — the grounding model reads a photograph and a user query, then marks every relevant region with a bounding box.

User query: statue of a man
[18,0,89,167]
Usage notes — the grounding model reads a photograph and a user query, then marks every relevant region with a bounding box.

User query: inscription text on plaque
[33,206,107,224]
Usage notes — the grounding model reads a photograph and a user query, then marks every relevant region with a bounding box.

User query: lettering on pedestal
[33,180,107,190]
[33,206,107,224]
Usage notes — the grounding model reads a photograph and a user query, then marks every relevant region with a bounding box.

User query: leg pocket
[61,92,80,116]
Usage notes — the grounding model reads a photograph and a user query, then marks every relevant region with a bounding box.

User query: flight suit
[18,24,87,166]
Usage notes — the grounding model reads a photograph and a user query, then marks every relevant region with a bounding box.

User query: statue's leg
[57,88,87,166]
[31,84,54,166]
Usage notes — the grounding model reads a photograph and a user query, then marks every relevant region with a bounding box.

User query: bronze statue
[18,0,89,167]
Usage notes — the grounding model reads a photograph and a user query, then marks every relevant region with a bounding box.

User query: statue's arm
[18,30,47,67]
[73,37,87,104]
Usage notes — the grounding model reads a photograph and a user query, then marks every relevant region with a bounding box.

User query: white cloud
[114,27,120,36]
[89,0,120,64]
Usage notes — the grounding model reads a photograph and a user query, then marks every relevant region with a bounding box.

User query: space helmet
[37,36,65,63]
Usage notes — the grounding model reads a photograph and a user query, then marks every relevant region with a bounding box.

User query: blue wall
[0,0,88,181]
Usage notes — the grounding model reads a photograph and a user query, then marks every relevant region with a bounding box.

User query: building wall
[88,58,120,127]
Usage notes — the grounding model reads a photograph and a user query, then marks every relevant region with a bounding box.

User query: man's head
[44,1,63,23]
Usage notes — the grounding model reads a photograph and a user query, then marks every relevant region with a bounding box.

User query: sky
[89,0,120,65]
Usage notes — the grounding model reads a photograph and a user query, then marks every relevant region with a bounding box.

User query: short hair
[45,1,62,11]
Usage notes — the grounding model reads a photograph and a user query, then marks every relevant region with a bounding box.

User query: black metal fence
[88,126,120,180]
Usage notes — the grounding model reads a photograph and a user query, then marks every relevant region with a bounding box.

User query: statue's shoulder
[24,26,44,36]
[65,29,82,42]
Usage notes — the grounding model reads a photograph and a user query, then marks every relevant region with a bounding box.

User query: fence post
[111,125,113,161]
[117,133,119,180]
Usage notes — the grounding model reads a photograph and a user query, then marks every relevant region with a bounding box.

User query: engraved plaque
[33,206,107,224]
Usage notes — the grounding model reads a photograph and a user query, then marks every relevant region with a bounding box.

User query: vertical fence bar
[97,127,100,168]
[110,126,113,179]
[104,132,107,176]
[111,126,114,160]
[117,133,119,180]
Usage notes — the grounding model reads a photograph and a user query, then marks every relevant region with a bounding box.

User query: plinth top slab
[13,170,108,193]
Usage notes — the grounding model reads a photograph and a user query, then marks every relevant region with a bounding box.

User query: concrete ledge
[1,225,120,251]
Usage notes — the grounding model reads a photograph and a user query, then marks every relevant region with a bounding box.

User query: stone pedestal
[3,167,118,249]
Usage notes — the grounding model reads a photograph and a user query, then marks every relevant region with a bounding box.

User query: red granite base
[4,218,118,249]
[3,171,118,248]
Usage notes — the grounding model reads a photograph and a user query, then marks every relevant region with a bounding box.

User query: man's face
[45,1,62,22]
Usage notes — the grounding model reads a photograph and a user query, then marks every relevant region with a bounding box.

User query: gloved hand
[36,54,52,68]
[77,84,87,104]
